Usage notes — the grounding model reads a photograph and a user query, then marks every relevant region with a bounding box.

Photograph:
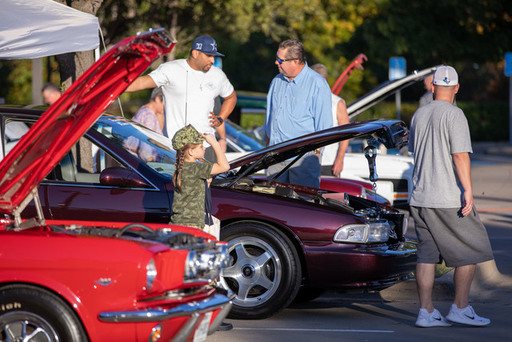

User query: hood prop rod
[364,140,379,191]
[12,187,45,230]
[266,153,304,184]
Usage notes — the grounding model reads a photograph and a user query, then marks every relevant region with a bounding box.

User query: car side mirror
[100,167,151,188]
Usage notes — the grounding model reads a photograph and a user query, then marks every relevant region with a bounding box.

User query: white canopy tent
[0,0,100,103]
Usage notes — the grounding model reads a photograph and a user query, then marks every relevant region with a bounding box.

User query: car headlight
[334,221,392,243]
[183,243,229,283]
[146,258,157,290]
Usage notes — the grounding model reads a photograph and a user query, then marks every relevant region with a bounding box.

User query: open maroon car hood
[229,119,409,179]
[0,29,175,213]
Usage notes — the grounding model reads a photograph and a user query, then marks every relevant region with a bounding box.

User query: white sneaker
[415,308,452,327]
[446,304,490,326]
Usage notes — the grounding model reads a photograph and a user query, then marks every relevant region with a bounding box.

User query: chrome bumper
[98,293,231,323]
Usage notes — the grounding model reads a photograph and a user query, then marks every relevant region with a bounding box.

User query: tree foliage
[346,0,512,66]
[1,0,511,104]
[97,0,512,100]
[97,0,377,96]
[342,0,512,100]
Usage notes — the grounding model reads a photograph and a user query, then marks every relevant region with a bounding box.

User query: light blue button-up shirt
[265,64,333,146]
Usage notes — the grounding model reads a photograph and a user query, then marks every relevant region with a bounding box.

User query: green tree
[2,1,511,104]
[343,0,512,99]
[97,0,376,96]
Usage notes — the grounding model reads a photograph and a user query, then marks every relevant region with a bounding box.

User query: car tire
[0,285,88,342]
[220,221,301,319]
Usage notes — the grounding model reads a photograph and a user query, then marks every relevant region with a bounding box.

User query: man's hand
[209,112,223,128]
[461,190,474,217]
[332,158,344,176]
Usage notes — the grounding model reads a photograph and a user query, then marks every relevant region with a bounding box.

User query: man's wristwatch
[217,116,224,125]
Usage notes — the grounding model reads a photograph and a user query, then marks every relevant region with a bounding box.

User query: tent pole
[32,58,43,105]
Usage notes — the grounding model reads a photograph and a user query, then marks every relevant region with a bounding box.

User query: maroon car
[1,109,416,319]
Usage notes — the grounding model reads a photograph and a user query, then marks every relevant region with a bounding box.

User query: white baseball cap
[433,65,458,86]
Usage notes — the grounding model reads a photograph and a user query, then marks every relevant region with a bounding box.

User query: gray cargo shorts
[410,206,494,267]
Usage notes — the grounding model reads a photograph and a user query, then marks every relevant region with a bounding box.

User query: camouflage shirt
[171,161,213,228]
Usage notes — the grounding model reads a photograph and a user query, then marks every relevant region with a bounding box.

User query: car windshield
[92,115,177,177]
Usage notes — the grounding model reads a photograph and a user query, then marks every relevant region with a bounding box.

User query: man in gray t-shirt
[409,101,472,207]
[408,66,493,328]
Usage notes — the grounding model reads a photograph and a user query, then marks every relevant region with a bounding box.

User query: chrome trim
[146,258,157,291]
[363,240,417,256]
[40,180,161,191]
[171,312,200,342]
[207,295,233,335]
[98,294,230,323]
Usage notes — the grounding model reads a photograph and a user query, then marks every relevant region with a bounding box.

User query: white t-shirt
[322,93,345,165]
[149,59,234,141]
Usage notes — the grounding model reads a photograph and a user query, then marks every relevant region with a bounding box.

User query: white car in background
[338,147,413,207]
[225,66,439,206]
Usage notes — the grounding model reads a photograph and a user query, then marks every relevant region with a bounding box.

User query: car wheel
[220,221,301,319]
[0,285,88,342]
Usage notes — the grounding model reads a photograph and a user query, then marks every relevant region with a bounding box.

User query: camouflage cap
[172,124,204,150]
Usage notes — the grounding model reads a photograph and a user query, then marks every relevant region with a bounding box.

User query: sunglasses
[276,56,298,64]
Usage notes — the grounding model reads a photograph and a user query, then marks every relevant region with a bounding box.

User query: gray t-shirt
[408,100,472,208]
[418,91,433,107]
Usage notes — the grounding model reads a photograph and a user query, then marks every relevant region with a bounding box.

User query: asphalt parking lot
[208,145,512,342]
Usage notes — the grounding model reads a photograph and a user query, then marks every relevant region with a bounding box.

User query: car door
[1,116,171,223]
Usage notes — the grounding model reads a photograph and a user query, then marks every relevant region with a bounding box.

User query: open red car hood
[0,29,175,214]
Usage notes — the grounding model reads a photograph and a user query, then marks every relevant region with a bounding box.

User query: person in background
[132,87,165,134]
[125,35,237,161]
[42,82,61,106]
[264,40,332,188]
[419,73,434,107]
[311,63,350,176]
[409,65,494,328]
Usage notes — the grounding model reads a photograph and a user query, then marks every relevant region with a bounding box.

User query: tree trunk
[55,0,103,173]
[54,0,103,90]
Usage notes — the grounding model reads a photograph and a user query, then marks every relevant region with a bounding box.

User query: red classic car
[0,29,231,341]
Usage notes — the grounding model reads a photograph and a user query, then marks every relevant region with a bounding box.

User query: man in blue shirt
[264,39,332,188]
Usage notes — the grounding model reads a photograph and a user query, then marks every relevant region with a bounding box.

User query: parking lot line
[233,327,394,333]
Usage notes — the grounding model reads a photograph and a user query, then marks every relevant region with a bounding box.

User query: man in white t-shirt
[126,35,237,158]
